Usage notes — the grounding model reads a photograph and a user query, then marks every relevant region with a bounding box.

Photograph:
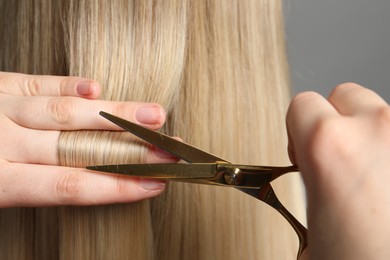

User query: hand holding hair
[0,71,177,207]
[287,83,390,260]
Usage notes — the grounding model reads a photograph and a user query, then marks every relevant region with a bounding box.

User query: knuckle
[336,82,360,89]
[329,82,361,99]
[24,77,42,96]
[291,91,319,107]
[59,77,73,96]
[46,98,73,125]
[288,91,319,117]
[293,91,318,101]
[55,173,83,202]
[112,103,132,119]
[335,82,361,91]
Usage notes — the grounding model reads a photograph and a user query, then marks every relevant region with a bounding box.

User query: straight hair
[0,0,305,259]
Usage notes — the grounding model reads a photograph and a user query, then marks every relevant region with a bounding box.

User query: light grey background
[284,0,390,102]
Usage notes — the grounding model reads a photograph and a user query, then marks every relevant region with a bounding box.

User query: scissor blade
[99,111,224,163]
[87,163,217,179]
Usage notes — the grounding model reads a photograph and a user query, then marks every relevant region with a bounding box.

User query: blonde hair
[0,0,305,259]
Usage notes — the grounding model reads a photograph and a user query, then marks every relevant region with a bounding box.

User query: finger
[328,83,388,116]
[0,71,101,99]
[0,120,60,165]
[2,96,166,130]
[0,163,167,207]
[2,118,179,165]
[286,91,338,166]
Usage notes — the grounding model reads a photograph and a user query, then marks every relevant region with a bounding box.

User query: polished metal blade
[99,111,224,163]
[87,163,217,179]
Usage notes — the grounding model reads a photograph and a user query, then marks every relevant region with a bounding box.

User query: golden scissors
[87,111,308,258]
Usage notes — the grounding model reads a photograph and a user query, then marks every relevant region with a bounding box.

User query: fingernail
[135,105,164,125]
[140,178,166,191]
[76,80,93,96]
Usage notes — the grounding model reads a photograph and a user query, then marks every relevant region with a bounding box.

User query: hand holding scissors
[288,83,390,260]
[88,111,308,258]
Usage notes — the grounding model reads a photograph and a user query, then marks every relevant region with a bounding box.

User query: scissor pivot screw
[224,168,243,186]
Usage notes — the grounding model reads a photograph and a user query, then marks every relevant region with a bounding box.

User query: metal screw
[224,167,242,186]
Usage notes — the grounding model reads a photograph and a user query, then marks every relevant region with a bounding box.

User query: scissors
[87,111,308,258]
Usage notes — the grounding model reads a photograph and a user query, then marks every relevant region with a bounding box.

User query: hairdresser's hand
[287,83,390,260]
[0,72,177,208]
